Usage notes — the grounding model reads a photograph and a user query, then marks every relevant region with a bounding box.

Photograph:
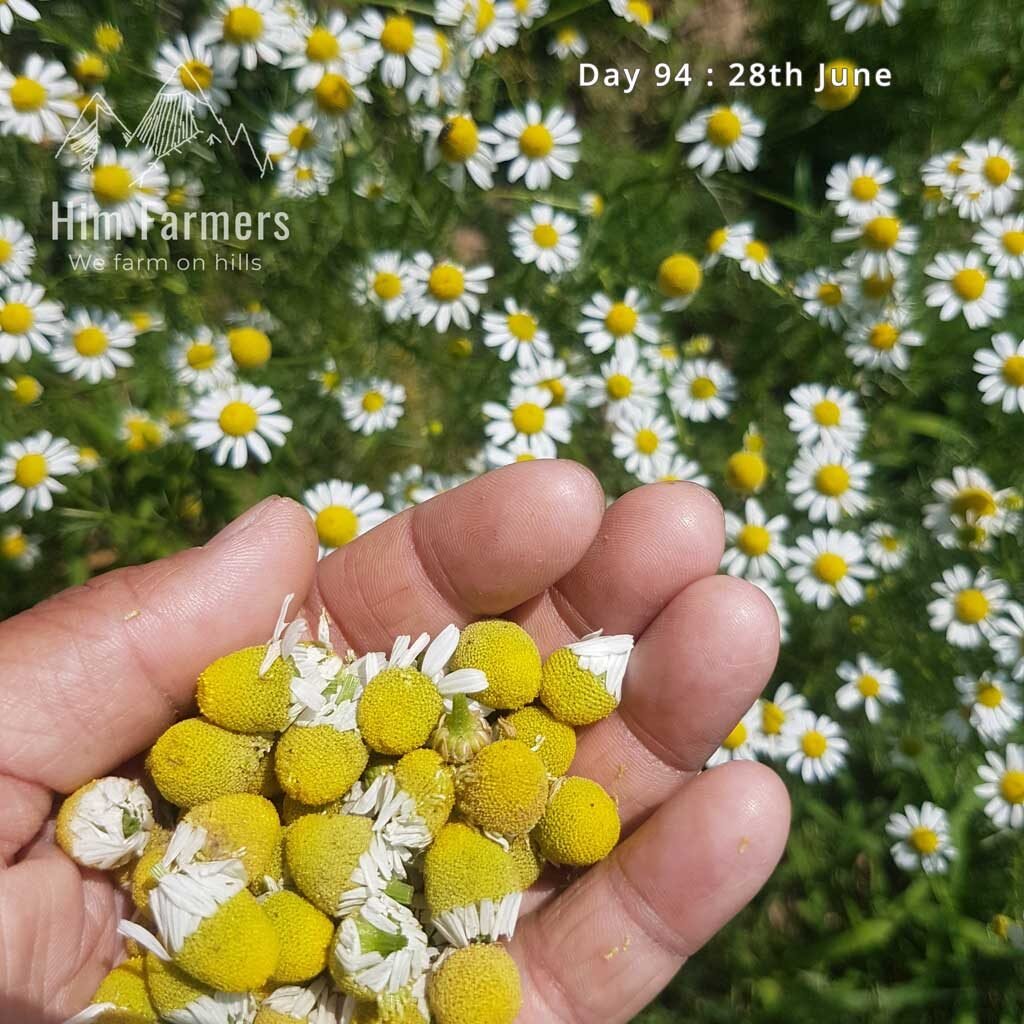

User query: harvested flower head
[56,777,154,871]
[427,942,521,1024]
[499,704,576,776]
[534,775,620,866]
[261,890,335,984]
[182,792,281,884]
[64,957,158,1024]
[456,738,549,837]
[447,619,542,710]
[539,630,634,726]
[431,693,494,764]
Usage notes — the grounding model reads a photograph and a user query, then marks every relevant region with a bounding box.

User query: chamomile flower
[788,528,874,609]
[484,434,555,467]
[153,34,236,114]
[976,744,1024,830]
[755,682,807,759]
[482,386,571,457]
[0,282,63,362]
[794,268,851,330]
[512,357,584,410]
[974,215,1024,279]
[722,499,790,581]
[787,442,871,524]
[283,11,375,91]
[958,139,1021,218]
[974,333,1024,413]
[643,338,683,372]
[785,384,865,452]
[825,156,897,221]
[482,300,552,367]
[547,25,587,59]
[276,159,333,197]
[261,111,330,168]
[865,521,909,570]
[955,673,1022,744]
[51,309,135,384]
[641,451,710,486]
[509,204,580,274]
[170,327,234,392]
[0,217,34,286]
[67,146,168,237]
[492,103,580,190]
[511,0,547,26]
[0,54,76,143]
[0,525,39,568]
[923,466,1016,551]
[340,378,406,435]
[706,704,762,767]
[704,221,753,269]
[584,349,660,424]
[993,605,1024,682]
[731,235,781,285]
[608,0,668,41]
[355,252,414,322]
[199,0,292,70]
[0,0,40,33]
[676,103,763,176]
[783,711,848,783]
[834,216,919,278]
[835,654,901,723]
[844,308,923,373]
[405,30,466,108]
[921,148,966,200]
[186,383,292,468]
[886,803,955,875]
[120,409,169,453]
[924,251,1007,328]
[669,358,735,422]
[303,480,391,557]
[578,289,659,358]
[421,111,499,190]
[611,409,677,477]
[408,253,493,331]
[358,9,442,88]
[928,565,1009,649]
[441,0,519,57]
[828,0,902,30]
[56,777,154,871]
[0,431,78,515]
[296,68,370,139]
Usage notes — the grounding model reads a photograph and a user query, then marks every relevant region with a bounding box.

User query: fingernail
[207,496,284,548]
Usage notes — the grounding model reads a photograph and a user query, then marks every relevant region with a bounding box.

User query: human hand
[0,460,788,1024]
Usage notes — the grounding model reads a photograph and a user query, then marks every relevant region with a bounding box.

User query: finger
[510,482,725,653]
[312,460,605,650]
[512,762,790,1024]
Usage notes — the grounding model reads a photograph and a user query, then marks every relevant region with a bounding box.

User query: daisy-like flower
[578,289,659,358]
[955,672,1022,745]
[924,251,1007,329]
[794,268,851,330]
[51,308,135,384]
[584,349,660,424]
[120,408,169,453]
[783,711,848,783]
[66,146,168,238]
[185,383,292,468]
[482,386,571,457]
[355,252,414,323]
[0,217,35,286]
[957,139,1021,219]
[511,0,547,27]
[828,0,902,31]
[928,565,1009,649]
[921,148,966,200]
[405,30,465,109]
[643,338,683,372]
[547,25,587,59]
[296,68,371,140]
[846,268,907,311]
[608,0,668,40]
[721,499,790,581]
[787,442,871,524]
[788,528,874,609]
[976,744,1024,830]
[303,480,391,557]
[261,111,331,169]
[152,34,236,114]
[676,103,763,176]
[732,234,782,285]
[358,9,441,88]
[836,654,901,723]
[0,282,63,362]
[785,384,865,452]
[1,524,40,568]
[420,111,499,190]
[388,465,447,510]
[484,434,556,467]
[171,327,235,392]
[199,0,292,70]
[706,704,762,767]
[864,521,909,570]
[611,409,677,477]
[704,221,753,269]
[886,803,956,875]
[407,253,492,331]
[993,604,1024,682]
[481,299,552,367]
[492,103,580,190]
[512,357,584,411]
[57,777,154,871]
[0,0,40,33]
[844,308,923,373]
[974,215,1024,279]
[340,378,406,435]
[641,451,710,487]
[974,333,1024,413]
[282,11,375,91]
[126,310,164,337]
[834,215,919,278]
[509,204,580,274]
[825,156,898,221]
[436,0,519,57]
[0,431,78,515]
[276,159,333,198]
[924,466,1017,551]
[669,358,735,422]
[754,682,806,760]
[0,54,76,143]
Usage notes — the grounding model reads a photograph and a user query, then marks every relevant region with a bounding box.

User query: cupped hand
[0,460,788,1024]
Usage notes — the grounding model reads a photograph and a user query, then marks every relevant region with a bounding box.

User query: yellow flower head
[539,632,634,727]
[143,952,214,1016]
[448,619,542,710]
[87,957,158,1023]
[357,666,445,755]
[394,747,456,835]
[284,813,374,915]
[534,776,621,867]
[427,943,522,1024]
[508,833,543,889]
[274,722,369,805]
[455,739,549,837]
[262,889,335,984]
[500,704,577,777]
[424,822,519,915]
[183,792,281,884]
[196,644,294,733]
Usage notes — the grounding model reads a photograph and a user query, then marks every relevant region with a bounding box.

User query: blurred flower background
[1,0,1023,1019]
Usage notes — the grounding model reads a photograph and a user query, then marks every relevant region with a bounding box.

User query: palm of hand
[0,462,787,1024]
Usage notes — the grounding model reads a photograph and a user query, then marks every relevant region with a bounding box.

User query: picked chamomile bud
[357,625,488,756]
[424,822,523,947]
[147,718,274,808]
[143,952,254,1023]
[455,739,549,838]
[329,893,432,1003]
[63,957,158,1024]
[430,693,494,764]
[274,708,369,806]
[427,943,522,1024]
[119,823,279,992]
[253,983,320,1024]
[539,630,635,726]
[535,776,621,867]
[183,792,281,884]
[56,777,154,870]
[508,833,544,889]
[260,890,334,983]
[499,704,577,777]
[196,644,295,734]
[447,619,542,710]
